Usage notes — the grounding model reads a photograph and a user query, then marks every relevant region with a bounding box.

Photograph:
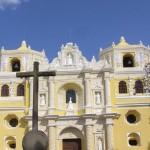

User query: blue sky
[0,0,150,61]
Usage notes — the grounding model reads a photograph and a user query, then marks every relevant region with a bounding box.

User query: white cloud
[0,0,29,10]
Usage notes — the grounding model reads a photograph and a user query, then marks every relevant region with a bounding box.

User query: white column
[48,125,56,150]
[105,118,114,150]
[29,79,33,107]
[104,73,111,106]
[85,79,91,107]
[85,125,93,150]
[48,78,54,108]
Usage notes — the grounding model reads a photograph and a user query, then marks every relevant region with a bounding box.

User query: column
[85,79,91,107]
[48,78,54,108]
[85,125,93,150]
[104,73,111,106]
[48,125,56,150]
[25,80,30,108]
[29,79,33,108]
[105,118,114,150]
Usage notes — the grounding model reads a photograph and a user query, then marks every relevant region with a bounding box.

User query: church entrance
[63,139,82,150]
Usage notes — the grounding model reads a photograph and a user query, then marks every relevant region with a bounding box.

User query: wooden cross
[16,61,56,130]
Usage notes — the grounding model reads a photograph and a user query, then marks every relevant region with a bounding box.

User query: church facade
[0,37,150,150]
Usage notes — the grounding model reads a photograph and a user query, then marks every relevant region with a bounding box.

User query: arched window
[11,59,20,72]
[119,81,127,93]
[66,90,76,103]
[123,54,134,67]
[1,85,9,96]
[17,84,24,96]
[135,80,143,93]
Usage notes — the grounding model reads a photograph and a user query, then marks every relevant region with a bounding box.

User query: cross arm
[38,71,56,77]
[16,72,34,78]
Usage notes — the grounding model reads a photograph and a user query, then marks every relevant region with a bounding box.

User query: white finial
[21,40,27,47]
[120,36,125,42]
[74,43,78,49]
[139,41,143,45]
[112,41,115,46]
[42,49,45,55]
[100,47,102,51]
[61,44,64,49]
[28,45,31,50]
[91,55,96,62]
[1,46,4,51]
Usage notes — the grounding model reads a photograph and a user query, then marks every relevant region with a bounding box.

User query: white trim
[0,107,25,110]
[116,103,150,107]
[116,95,150,99]
[0,96,25,101]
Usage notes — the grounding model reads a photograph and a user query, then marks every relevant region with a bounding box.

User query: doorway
[63,139,82,150]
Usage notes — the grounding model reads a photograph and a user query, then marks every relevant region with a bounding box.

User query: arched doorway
[59,127,84,150]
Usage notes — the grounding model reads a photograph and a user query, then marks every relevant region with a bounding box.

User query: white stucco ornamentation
[10,80,15,97]
[22,56,27,71]
[59,127,84,139]
[116,53,122,67]
[2,57,8,72]
[135,52,141,67]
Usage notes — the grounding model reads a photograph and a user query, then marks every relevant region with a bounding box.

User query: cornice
[116,102,150,107]
[0,106,25,111]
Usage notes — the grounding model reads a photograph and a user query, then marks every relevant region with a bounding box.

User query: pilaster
[104,72,111,113]
[105,118,114,150]
[48,125,56,150]
[48,77,55,114]
[85,124,93,150]
[84,73,91,113]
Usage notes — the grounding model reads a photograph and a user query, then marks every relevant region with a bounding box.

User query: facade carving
[0,38,150,150]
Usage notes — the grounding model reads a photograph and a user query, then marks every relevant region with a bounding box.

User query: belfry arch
[123,53,134,67]
[11,58,20,72]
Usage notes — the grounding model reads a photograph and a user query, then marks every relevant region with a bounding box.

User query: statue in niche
[95,92,101,104]
[67,97,73,109]
[97,138,102,150]
[40,95,46,106]
[78,58,83,66]
[56,59,60,67]
[67,53,73,64]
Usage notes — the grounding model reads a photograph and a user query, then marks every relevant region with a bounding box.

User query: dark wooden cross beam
[16,61,56,130]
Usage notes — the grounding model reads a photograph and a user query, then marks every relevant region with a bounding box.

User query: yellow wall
[111,78,150,149]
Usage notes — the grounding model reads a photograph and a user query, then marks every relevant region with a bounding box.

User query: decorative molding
[116,103,150,107]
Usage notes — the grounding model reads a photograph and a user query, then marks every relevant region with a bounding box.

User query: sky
[0,0,150,61]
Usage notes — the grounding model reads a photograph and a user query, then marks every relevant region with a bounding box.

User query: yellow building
[0,41,49,150]
[0,37,150,150]
[99,37,150,150]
